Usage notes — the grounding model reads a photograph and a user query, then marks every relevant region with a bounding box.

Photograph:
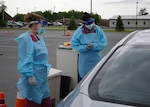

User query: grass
[103,29,135,32]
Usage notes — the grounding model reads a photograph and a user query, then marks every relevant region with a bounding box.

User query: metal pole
[34,7,36,12]
[63,17,66,36]
[136,1,138,30]
[53,6,56,13]
[16,7,18,14]
[90,0,92,15]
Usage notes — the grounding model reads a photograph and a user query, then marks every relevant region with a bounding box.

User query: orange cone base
[16,99,26,107]
[0,92,6,107]
[66,31,71,36]
[0,104,6,107]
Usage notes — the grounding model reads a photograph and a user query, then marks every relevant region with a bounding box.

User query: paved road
[0,29,131,107]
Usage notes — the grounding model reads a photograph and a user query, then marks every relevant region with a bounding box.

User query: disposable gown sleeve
[17,37,34,77]
[92,26,108,51]
[71,28,88,53]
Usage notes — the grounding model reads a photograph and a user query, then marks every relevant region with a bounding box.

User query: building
[4,11,14,21]
[109,15,150,29]
[0,11,14,21]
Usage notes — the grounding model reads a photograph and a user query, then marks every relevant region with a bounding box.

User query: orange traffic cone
[4,31,8,36]
[0,92,7,107]
[12,31,15,35]
[16,91,26,107]
[66,31,71,36]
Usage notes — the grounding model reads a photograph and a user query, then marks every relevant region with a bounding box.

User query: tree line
[14,10,101,24]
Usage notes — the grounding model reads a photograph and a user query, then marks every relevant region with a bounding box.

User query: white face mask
[85,23,94,29]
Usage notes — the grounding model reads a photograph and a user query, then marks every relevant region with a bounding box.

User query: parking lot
[0,29,131,107]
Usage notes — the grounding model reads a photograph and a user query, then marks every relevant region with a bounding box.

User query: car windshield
[89,45,150,106]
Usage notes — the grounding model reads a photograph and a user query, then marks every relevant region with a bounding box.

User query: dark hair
[82,12,91,21]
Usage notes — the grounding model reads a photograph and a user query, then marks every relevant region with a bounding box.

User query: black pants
[78,72,82,83]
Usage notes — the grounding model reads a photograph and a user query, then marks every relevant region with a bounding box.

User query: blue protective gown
[71,25,107,78]
[15,31,51,104]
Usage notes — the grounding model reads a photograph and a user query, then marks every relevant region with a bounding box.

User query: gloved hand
[28,76,37,86]
[86,43,94,50]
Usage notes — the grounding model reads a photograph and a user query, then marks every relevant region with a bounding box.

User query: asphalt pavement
[0,29,131,107]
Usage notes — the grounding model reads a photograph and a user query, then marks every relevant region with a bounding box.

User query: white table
[48,68,62,106]
[56,48,78,91]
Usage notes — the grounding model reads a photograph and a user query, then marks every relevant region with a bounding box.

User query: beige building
[109,15,150,29]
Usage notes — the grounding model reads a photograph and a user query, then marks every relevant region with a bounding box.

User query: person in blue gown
[71,12,107,82]
[15,12,52,107]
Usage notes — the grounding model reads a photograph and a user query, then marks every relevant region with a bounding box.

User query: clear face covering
[29,20,48,36]
[36,20,48,36]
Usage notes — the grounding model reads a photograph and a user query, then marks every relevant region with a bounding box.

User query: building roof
[4,11,14,21]
[109,15,150,20]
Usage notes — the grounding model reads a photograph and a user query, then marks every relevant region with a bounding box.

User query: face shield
[37,20,48,36]
[84,18,95,29]
[29,20,48,36]
[84,18,94,25]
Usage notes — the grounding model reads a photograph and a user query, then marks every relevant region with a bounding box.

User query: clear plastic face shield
[84,18,95,30]
[37,20,48,37]
[29,20,48,37]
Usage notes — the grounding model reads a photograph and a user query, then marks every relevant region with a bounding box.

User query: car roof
[123,29,150,46]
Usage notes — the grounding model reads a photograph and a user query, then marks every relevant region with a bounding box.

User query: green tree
[52,12,58,21]
[0,19,6,28]
[67,16,77,30]
[139,8,148,15]
[57,12,65,19]
[43,10,53,22]
[0,2,6,27]
[12,10,105,26]
[0,4,6,20]
[91,13,101,25]
[14,14,25,21]
[115,15,124,31]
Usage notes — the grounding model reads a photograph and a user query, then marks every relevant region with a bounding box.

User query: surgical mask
[85,23,94,30]
[38,27,45,35]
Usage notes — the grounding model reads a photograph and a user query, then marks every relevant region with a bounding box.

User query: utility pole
[53,6,56,13]
[90,0,92,15]
[136,1,138,30]
[16,7,18,14]
[34,6,36,12]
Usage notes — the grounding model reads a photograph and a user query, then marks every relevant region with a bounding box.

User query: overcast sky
[2,0,150,19]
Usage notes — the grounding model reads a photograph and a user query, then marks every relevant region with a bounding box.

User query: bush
[67,16,77,30]
[0,20,6,28]
[115,15,125,31]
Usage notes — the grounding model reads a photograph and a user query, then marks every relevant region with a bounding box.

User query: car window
[89,46,150,106]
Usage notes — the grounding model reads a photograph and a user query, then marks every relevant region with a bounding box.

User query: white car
[7,21,24,28]
[57,29,150,107]
[53,22,63,26]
